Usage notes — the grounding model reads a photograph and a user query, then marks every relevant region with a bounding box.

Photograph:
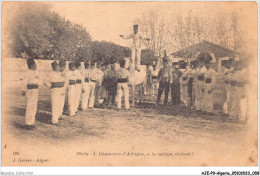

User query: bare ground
[3,81,246,147]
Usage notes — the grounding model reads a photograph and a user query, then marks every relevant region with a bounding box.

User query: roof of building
[171,40,237,59]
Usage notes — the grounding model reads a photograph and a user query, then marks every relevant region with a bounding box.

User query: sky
[48,1,252,48]
[3,1,256,52]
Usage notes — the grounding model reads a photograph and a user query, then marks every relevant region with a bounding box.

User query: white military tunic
[74,69,83,112]
[223,67,233,114]
[88,68,99,108]
[180,68,191,107]
[228,69,248,121]
[81,69,91,110]
[202,68,216,112]
[67,70,76,116]
[46,71,66,124]
[195,66,207,110]
[22,69,40,125]
[123,33,143,70]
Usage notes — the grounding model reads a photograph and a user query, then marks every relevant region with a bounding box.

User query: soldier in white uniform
[74,61,83,112]
[195,59,207,111]
[94,61,104,106]
[59,60,67,119]
[88,62,98,108]
[45,61,66,124]
[116,60,131,110]
[180,64,191,107]
[189,61,197,108]
[202,59,217,113]
[120,24,150,71]
[228,61,248,122]
[235,61,248,121]
[81,61,91,111]
[192,60,200,109]
[21,58,40,129]
[222,59,233,114]
[67,62,76,116]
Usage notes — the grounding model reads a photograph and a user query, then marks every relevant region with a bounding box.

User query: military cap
[110,58,117,64]
[119,59,126,68]
[69,62,75,70]
[27,58,36,68]
[178,60,186,69]
[234,60,244,69]
[133,24,138,29]
[172,62,179,66]
[96,60,102,66]
[203,52,212,62]
[90,61,96,67]
[193,60,199,65]
[197,53,205,62]
[104,60,110,65]
[162,56,169,63]
[59,60,66,67]
[84,61,90,68]
[204,59,211,64]
[51,61,59,70]
[221,60,229,67]
[74,61,81,68]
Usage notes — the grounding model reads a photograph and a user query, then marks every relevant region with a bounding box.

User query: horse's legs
[131,83,135,106]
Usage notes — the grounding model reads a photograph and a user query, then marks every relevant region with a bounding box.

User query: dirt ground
[2,79,256,166]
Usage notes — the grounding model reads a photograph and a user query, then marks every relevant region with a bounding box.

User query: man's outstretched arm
[120,34,133,39]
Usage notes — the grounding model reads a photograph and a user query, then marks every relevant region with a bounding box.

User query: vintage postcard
[1,1,258,167]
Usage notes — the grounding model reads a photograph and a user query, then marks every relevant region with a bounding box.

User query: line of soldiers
[21,53,248,129]
[22,58,131,129]
[153,52,248,122]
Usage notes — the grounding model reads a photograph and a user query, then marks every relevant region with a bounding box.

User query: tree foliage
[141,49,155,65]
[91,41,130,63]
[9,2,92,61]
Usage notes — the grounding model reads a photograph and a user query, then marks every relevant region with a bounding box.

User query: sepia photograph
[1,1,258,167]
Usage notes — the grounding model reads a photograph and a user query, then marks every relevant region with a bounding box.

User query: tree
[141,49,155,65]
[8,2,92,60]
[9,3,53,59]
[135,10,172,58]
[91,41,130,63]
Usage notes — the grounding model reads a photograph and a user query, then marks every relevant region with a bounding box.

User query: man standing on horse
[120,24,150,71]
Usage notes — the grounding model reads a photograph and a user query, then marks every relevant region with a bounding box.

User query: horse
[124,57,162,106]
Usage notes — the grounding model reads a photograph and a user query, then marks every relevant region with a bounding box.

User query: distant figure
[181,64,191,107]
[146,63,152,97]
[151,63,159,97]
[228,61,248,122]
[171,62,182,105]
[120,24,150,71]
[21,58,40,129]
[156,57,172,106]
[222,59,233,114]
